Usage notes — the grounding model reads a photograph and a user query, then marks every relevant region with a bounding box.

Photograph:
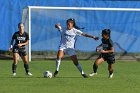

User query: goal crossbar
[28,6,140,11]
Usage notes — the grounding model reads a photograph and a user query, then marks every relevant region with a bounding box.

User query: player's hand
[96,49,106,53]
[96,50,99,52]
[96,48,99,52]
[18,43,23,47]
[96,46,101,52]
[93,36,99,40]
[55,23,61,29]
[96,49,102,53]
[9,45,13,51]
[100,50,107,53]
[9,48,12,51]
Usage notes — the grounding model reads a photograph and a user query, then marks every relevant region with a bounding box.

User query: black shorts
[99,54,115,64]
[13,47,27,56]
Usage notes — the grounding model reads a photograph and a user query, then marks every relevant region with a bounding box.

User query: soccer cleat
[89,72,97,77]
[82,74,88,78]
[12,73,16,76]
[26,72,33,76]
[53,70,58,77]
[109,73,113,78]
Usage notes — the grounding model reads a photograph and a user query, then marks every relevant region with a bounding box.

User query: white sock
[56,59,61,71]
[76,63,84,74]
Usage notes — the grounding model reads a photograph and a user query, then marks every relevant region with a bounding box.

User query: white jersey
[58,27,83,49]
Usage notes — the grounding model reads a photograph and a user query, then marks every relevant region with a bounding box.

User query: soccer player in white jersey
[53,18,99,78]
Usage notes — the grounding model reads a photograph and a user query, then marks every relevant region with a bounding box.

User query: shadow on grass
[0,76,85,79]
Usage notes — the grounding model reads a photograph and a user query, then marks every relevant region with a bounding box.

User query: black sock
[12,64,17,73]
[109,70,113,75]
[24,64,29,73]
[93,64,98,73]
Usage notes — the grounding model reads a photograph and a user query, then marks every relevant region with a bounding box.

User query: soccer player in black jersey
[89,29,115,78]
[9,23,32,76]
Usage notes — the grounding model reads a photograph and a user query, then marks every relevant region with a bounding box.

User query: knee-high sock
[109,70,113,75]
[93,63,98,73]
[56,59,61,71]
[24,64,29,73]
[12,64,17,73]
[76,63,84,74]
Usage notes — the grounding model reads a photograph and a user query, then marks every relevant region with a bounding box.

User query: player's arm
[81,33,99,40]
[96,44,103,52]
[55,23,62,32]
[9,39,14,51]
[100,39,114,53]
[18,40,29,47]
[100,47,114,53]
[9,32,16,51]
[101,39,114,53]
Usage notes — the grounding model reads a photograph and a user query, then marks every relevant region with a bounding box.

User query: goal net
[22,6,140,61]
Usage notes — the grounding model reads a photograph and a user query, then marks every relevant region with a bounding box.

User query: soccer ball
[44,71,52,78]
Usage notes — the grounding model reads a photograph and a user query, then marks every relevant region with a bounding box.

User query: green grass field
[0,59,140,93]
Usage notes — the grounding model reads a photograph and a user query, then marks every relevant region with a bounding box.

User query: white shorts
[59,48,76,56]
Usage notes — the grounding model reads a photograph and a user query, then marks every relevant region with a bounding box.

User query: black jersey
[101,38,114,56]
[12,31,29,48]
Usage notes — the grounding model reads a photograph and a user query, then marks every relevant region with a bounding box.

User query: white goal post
[22,6,140,61]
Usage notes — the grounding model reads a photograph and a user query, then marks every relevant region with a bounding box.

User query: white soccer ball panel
[44,71,52,78]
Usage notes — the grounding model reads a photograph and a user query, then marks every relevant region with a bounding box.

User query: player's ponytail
[66,18,84,30]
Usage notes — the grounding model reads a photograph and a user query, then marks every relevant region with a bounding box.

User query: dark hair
[18,22,24,28]
[66,18,80,30]
[102,29,111,38]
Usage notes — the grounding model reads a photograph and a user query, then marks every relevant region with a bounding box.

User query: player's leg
[89,57,104,76]
[54,50,64,77]
[12,53,19,76]
[107,56,115,78]
[20,51,32,76]
[108,64,114,78]
[70,55,88,78]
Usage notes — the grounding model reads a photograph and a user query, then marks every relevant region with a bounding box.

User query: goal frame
[22,6,140,61]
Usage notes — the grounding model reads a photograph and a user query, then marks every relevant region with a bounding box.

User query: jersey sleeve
[101,38,104,44]
[58,27,66,34]
[109,39,114,47]
[12,32,16,40]
[25,33,29,40]
[75,29,83,36]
